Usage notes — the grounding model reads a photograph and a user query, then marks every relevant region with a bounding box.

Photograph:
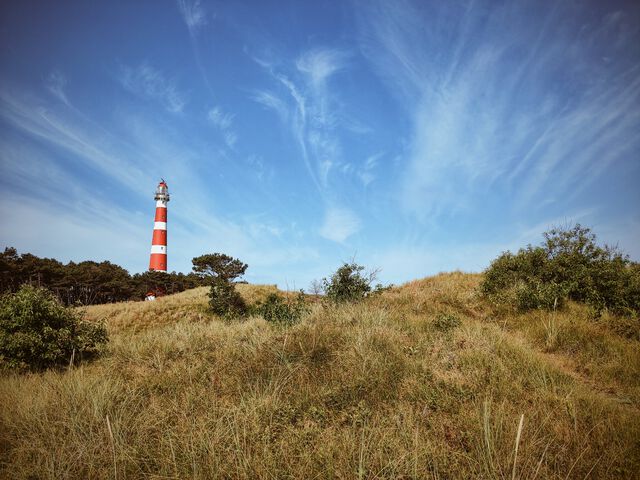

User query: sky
[1,0,639,288]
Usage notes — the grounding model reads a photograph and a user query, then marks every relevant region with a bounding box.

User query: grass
[1,272,638,478]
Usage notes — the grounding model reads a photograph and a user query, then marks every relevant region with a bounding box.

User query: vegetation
[481,224,640,315]
[0,247,207,305]
[208,277,248,318]
[192,253,248,282]
[253,292,308,325]
[1,273,638,478]
[192,253,248,318]
[0,285,107,371]
[321,261,384,303]
[1,226,638,477]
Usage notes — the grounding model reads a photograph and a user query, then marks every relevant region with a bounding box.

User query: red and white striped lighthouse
[149,179,170,272]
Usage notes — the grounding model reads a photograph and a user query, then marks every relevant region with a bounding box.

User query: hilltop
[1,273,639,478]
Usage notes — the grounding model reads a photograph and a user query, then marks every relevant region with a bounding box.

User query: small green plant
[433,312,461,332]
[208,277,247,318]
[254,292,308,325]
[0,285,108,370]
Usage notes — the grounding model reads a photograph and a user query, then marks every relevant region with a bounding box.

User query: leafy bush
[322,262,383,303]
[254,292,308,325]
[0,285,108,370]
[208,277,247,318]
[433,313,461,332]
[482,224,640,315]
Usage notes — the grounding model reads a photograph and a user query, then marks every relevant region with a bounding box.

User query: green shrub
[0,285,108,371]
[433,313,461,332]
[482,224,640,315]
[322,262,382,303]
[208,277,247,318]
[254,292,308,325]
[513,279,567,312]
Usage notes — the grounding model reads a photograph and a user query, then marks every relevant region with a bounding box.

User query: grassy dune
[1,273,639,479]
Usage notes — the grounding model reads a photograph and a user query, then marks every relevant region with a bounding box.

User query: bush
[254,292,308,325]
[433,313,461,332]
[208,277,247,318]
[322,262,383,303]
[0,285,108,370]
[481,224,640,315]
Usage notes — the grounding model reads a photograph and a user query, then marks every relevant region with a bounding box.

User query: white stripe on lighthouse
[153,222,167,230]
[156,200,167,208]
[150,245,167,254]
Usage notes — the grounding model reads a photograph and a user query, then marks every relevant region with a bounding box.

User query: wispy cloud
[247,46,366,242]
[357,0,640,220]
[296,48,350,90]
[117,62,186,113]
[0,88,147,192]
[208,107,233,130]
[319,206,361,243]
[249,47,353,189]
[358,152,382,186]
[177,0,207,34]
[45,70,69,105]
[251,90,289,122]
[208,106,238,148]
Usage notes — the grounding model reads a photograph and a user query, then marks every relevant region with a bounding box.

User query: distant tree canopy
[0,247,208,306]
[192,253,248,282]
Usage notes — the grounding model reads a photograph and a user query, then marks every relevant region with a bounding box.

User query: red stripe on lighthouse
[155,207,167,222]
[149,180,170,272]
[152,229,167,245]
[149,254,167,271]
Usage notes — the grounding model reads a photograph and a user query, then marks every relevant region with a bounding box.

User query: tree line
[0,247,208,305]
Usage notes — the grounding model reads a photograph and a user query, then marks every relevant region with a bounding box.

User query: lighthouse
[149,179,170,272]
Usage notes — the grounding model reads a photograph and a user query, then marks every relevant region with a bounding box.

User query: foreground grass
[1,273,638,478]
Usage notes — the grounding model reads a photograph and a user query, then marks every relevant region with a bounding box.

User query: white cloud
[356,0,640,221]
[319,206,361,243]
[296,48,349,89]
[45,70,69,105]
[250,90,289,122]
[249,47,356,194]
[207,106,238,149]
[118,63,186,113]
[0,88,147,192]
[177,0,207,33]
[208,107,233,130]
[358,152,382,186]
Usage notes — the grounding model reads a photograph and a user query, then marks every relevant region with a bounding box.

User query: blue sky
[1,0,639,288]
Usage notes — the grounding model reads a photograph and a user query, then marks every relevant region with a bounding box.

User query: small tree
[322,261,381,303]
[192,253,248,318]
[208,277,247,318]
[0,285,108,371]
[192,253,247,282]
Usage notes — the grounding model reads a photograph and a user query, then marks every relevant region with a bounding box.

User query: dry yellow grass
[1,273,638,478]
